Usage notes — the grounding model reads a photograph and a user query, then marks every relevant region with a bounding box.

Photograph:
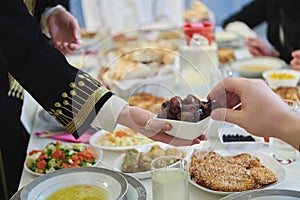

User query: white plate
[155,116,212,140]
[188,150,286,195]
[13,171,147,200]
[215,31,239,43]
[113,142,194,179]
[20,167,128,200]
[230,56,286,78]
[89,126,155,151]
[121,173,147,200]
[220,189,300,200]
[218,126,264,150]
[24,144,103,176]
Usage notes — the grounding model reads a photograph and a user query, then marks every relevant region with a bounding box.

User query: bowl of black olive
[155,94,220,140]
[218,126,264,150]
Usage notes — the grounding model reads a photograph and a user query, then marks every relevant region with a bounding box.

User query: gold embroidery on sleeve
[7,73,24,100]
[48,72,109,134]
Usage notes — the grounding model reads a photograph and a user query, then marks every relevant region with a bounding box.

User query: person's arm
[207,78,300,150]
[1,1,204,146]
[33,0,69,21]
[222,0,267,29]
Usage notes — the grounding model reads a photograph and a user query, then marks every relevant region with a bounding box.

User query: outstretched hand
[47,7,81,54]
[117,106,207,146]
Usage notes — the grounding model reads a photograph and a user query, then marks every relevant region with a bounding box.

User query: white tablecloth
[18,130,300,200]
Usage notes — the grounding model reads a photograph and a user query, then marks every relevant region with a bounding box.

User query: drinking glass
[269,99,299,164]
[151,156,189,200]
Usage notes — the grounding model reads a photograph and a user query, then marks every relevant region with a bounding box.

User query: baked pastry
[189,151,277,192]
[184,1,210,22]
[80,29,97,38]
[273,86,300,102]
[218,47,235,64]
[128,93,166,114]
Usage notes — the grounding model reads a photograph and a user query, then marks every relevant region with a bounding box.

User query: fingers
[210,108,244,126]
[54,41,81,55]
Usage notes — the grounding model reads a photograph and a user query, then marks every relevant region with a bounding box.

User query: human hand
[290,50,300,71]
[117,106,207,146]
[245,37,279,57]
[47,7,81,54]
[207,78,294,139]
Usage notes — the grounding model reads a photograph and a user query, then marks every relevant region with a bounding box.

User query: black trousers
[0,95,29,200]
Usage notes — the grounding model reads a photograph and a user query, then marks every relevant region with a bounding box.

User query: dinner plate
[230,56,286,78]
[121,173,147,200]
[24,143,103,176]
[12,172,147,200]
[220,189,300,199]
[113,142,194,179]
[188,150,286,195]
[20,167,128,200]
[89,126,155,151]
[215,31,243,48]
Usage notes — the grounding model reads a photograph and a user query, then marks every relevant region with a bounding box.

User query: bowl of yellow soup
[20,167,128,200]
[230,56,286,78]
[262,69,300,89]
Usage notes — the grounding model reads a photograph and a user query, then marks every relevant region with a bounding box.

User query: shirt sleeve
[91,95,128,132]
[40,4,66,37]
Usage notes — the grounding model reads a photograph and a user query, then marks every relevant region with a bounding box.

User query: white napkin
[225,21,257,38]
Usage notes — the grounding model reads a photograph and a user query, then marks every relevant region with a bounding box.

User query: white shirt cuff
[90,95,128,132]
[40,5,66,37]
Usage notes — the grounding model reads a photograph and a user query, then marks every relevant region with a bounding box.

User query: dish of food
[230,57,286,78]
[262,69,300,89]
[113,143,194,179]
[12,172,146,200]
[20,167,128,200]
[155,94,219,140]
[89,125,155,151]
[188,150,286,195]
[272,86,300,102]
[218,127,264,150]
[218,47,235,64]
[24,142,102,176]
[128,93,167,114]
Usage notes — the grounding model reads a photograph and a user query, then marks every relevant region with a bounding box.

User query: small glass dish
[218,126,264,150]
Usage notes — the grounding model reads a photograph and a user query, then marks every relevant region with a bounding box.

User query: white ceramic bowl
[218,127,264,150]
[262,69,300,89]
[155,116,212,140]
[20,167,128,200]
[230,56,286,78]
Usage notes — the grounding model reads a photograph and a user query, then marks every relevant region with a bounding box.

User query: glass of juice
[151,156,189,200]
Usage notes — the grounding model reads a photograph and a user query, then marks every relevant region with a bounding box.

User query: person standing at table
[0,1,82,199]
[0,1,205,199]
[222,0,300,70]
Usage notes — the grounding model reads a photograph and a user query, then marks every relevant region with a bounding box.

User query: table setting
[17,24,300,200]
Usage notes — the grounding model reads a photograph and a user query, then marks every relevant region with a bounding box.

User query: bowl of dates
[155,94,220,140]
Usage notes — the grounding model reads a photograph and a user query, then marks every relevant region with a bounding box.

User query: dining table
[16,31,300,200]
[16,125,300,200]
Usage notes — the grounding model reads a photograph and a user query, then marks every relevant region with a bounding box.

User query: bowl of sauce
[230,56,286,78]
